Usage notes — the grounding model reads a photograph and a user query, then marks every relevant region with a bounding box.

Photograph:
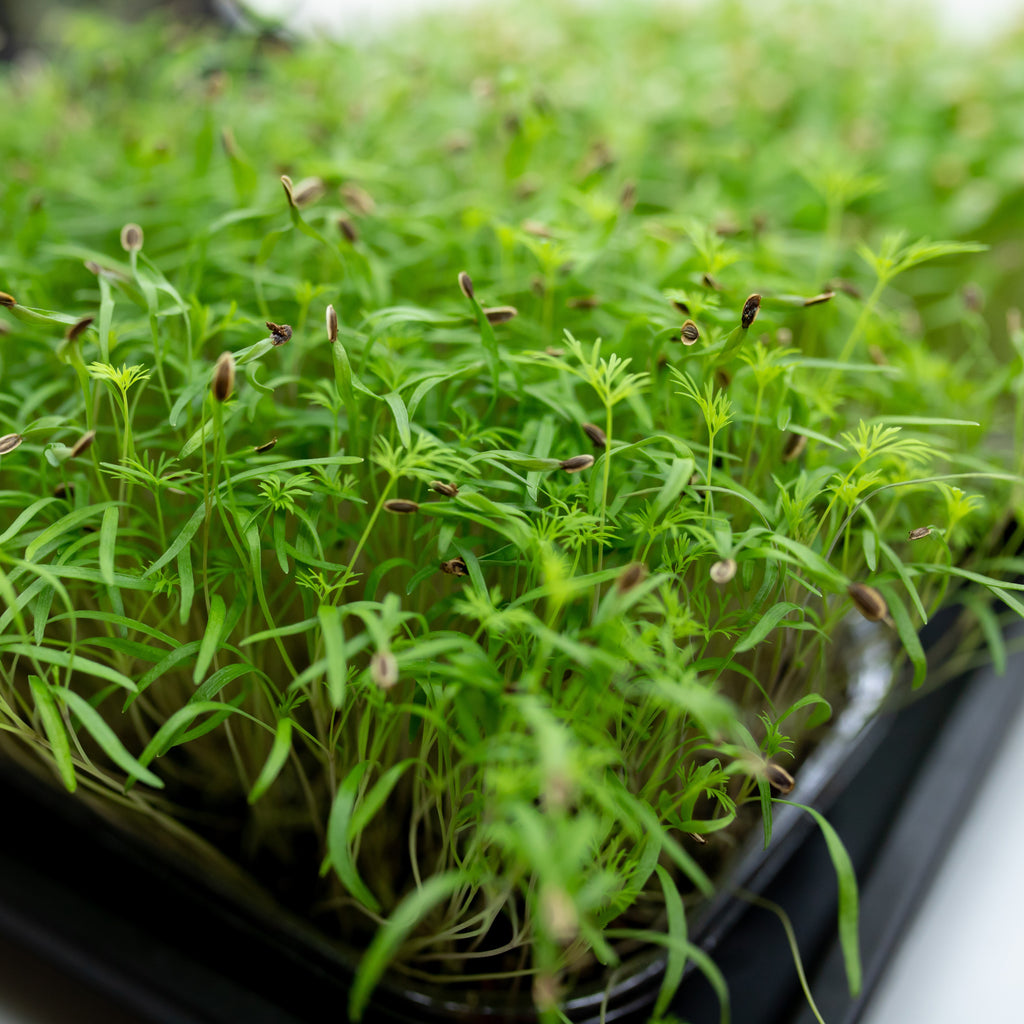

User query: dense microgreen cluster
[3,2,1024,1020]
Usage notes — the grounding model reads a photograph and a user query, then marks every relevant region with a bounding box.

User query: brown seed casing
[53,481,75,501]
[484,305,518,324]
[212,352,235,402]
[560,454,594,473]
[0,291,16,309]
[254,437,278,454]
[702,273,723,291]
[765,761,795,794]
[848,581,890,623]
[782,433,807,462]
[339,182,376,216]
[826,278,863,300]
[741,293,761,329]
[440,557,469,576]
[266,321,292,345]
[672,299,691,315]
[868,345,888,365]
[582,422,607,449]
[908,527,932,541]
[620,180,637,211]
[680,319,700,345]
[69,429,96,458]
[567,295,600,309]
[384,499,420,514]
[0,433,24,455]
[337,217,359,243]
[429,480,459,497]
[616,561,647,593]
[290,176,325,207]
[326,304,338,343]
[710,558,737,584]
[803,291,835,307]
[66,316,94,343]
[280,174,296,207]
[458,271,474,300]
[120,223,144,252]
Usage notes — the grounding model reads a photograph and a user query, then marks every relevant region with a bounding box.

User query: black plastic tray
[1,626,1020,1024]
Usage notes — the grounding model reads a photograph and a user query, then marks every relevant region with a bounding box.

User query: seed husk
[620,180,637,211]
[782,433,807,462]
[702,273,723,291]
[802,291,835,307]
[266,321,292,345]
[560,454,594,473]
[0,291,16,309]
[540,885,578,945]
[212,352,235,402]
[119,223,144,252]
[53,481,75,501]
[290,176,325,207]
[962,283,983,312]
[483,305,518,324]
[680,319,700,345]
[66,315,94,343]
[908,526,932,541]
[710,558,737,584]
[826,278,862,299]
[370,650,399,690]
[429,480,459,497]
[848,581,890,623]
[254,437,278,454]
[867,345,888,366]
[280,174,296,207]
[765,761,795,794]
[457,271,474,300]
[326,304,338,343]
[741,293,762,329]
[339,182,376,216]
[69,429,96,458]
[688,832,708,845]
[440,557,469,576]
[616,561,647,593]
[672,299,691,315]
[0,433,24,455]
[567,295,600,309]
[582,422,607,449]
[545,346,564,357]
[384,499,420,514]
[337,216,359,243]
[521,219,554,238]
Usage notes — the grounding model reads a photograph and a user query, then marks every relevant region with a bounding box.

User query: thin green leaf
[248,718,294,804]
[318,604,348,707]
[779,800,861,996]
[1,643,138,692]
[59,688,163,788]
[874,582,927,689]
[193,593,227,683]
[734,602,804,653]
[326,762,381,912]
[29,675,77,792]
[99,505,119,586]
[349,872,462,1021]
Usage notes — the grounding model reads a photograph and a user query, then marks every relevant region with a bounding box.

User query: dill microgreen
[2,1,1024,1021]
